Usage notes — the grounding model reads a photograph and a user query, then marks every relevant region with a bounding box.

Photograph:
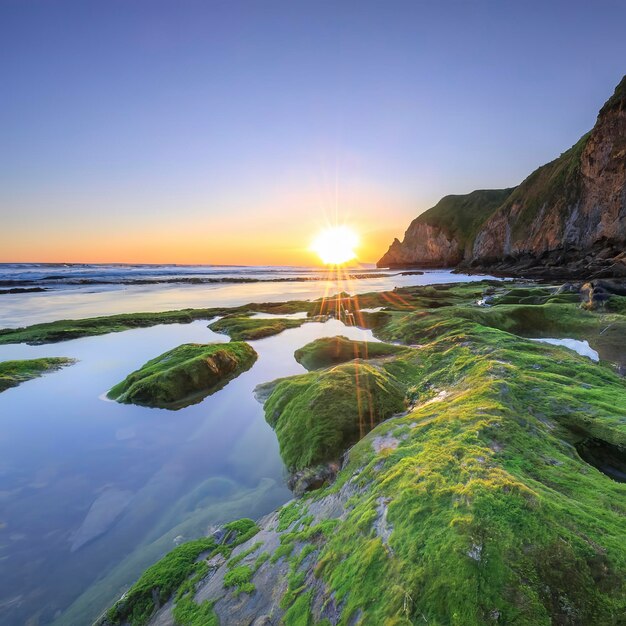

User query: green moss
[105,517,260,624]
[0,300,313,345]
[0,309,227,345]
[308,297,626,625]
[171,598,218,626]
[283,589,314,625]
[107,537,216,626]
[263,362,407,470]
[209,315,305,340]
[107,342,257,409]
[222,517,259,542]
[104,281,626,625]
[277,500,306,531]
[223,565,255,595]
[227,541,262,567]
[0,357,75,392]
[294,336,406,371]
[606,295,626,314]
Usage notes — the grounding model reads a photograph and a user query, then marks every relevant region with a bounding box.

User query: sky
[1,0,626,266]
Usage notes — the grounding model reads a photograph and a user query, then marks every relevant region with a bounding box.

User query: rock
[107,342,257,409]
[287,463,339,496]
[293,336,406,371]
[262,362,406,473]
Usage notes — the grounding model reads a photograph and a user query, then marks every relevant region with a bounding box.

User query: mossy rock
[104,280,626,625]
[209,316,305,340]
[0,357,75,392]
[107,342,257,409]
[294,336,406,371]
[105,519,259,626]
[263,362,407,470]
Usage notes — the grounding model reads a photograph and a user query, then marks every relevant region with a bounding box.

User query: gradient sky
[2,0,626,265]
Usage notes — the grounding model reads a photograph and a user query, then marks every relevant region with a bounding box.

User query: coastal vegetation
[0,357,75,392]
[0,300,313,345]
[294,335,406,370]
[264,361,407,471]
[107,342,257,409]
[104,279,626,625]
[209,315,306,340]
[416,188,515,251]
[105,519,259,626]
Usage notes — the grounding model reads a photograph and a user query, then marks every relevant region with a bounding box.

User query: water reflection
[0,318,377,625]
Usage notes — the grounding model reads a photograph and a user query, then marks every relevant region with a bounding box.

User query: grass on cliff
[416,188,515,252]
[263,361,408,471]
[0,357,75,392]
[502,132,591,242]
[294,335,407,370]
[107,342,257,409]
[209,315,305,340]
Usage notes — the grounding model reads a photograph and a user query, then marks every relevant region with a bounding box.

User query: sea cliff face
[378,223,463,268]
[378,76,626,277]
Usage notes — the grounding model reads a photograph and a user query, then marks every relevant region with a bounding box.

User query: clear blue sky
[1,0,625,264]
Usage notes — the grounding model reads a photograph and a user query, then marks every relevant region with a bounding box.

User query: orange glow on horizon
[0,220,400,266]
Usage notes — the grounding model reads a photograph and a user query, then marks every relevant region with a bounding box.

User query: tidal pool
[0,317,378,625]
[529,337,600,362]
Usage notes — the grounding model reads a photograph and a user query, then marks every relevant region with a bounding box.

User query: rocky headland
[378,76,626,279]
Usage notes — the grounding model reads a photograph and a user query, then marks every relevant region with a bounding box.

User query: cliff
[378,189,514,268]
[378,76,626,277]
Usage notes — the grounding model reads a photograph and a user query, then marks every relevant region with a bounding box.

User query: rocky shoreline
[96,278,626,626]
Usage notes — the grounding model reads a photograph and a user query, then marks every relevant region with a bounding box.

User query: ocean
[0,263,495,327]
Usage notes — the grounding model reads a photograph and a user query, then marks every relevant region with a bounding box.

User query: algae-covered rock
[294,335,406,370]
[107,343,257,409]
[0,357,75,392]
[263,362,407,470]
[105,281,626,626]
[208,315,305,340]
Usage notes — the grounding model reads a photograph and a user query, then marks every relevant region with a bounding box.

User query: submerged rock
[71,488,133,552]
[0,357,75,392]
[107,342,257,409]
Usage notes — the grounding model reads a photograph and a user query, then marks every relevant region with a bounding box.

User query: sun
[310,226,359,265]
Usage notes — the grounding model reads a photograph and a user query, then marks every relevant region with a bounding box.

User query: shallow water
[0,269,495,327]
[530,337,600,362]
[0,317,378,626]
